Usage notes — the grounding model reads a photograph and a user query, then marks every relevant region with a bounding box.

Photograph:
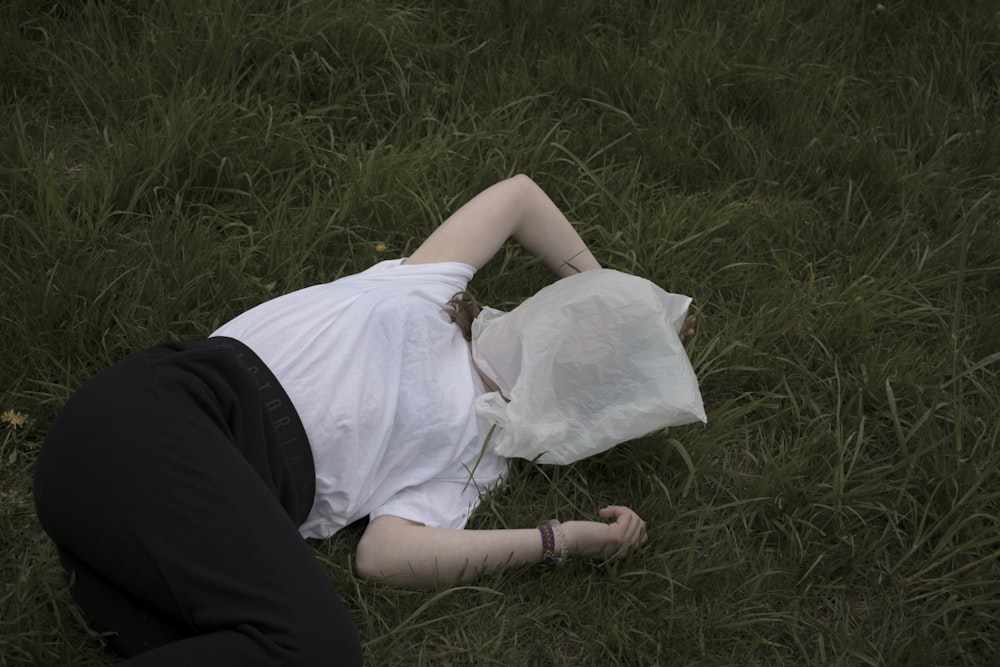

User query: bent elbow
[508,173,539,195]
[354,539,382,580]
[355,516,430,586]
[355,534,410,583]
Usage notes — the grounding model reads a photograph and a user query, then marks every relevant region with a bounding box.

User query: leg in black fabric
[35,349,363,666]
[56,550,185,657]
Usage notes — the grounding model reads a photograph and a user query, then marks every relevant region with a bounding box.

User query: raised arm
[355,506,647,588]
[405,174,601,277]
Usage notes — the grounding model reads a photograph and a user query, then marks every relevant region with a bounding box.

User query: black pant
[34,339,363,666]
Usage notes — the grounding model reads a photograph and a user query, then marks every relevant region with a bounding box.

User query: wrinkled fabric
[472,269,706,464]
[213,260,506,538]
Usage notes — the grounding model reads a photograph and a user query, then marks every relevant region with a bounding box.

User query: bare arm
[405,174,601,277]
[355,506,647,588]
[364,178,635,588]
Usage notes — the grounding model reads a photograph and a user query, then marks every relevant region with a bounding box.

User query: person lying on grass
[34,174,697,666]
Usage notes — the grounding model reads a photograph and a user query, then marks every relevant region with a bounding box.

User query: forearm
[356,507,647,589]
[356,519,544,587]
[508,175,602,277]
[404,175,601,276]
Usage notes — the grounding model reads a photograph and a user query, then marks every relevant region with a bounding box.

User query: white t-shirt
[212,260,507,539]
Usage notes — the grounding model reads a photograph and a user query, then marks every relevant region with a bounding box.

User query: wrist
[559,521,582,558]
[537,520,569,566]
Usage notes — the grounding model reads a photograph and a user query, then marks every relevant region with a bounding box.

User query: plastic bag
[472,269,706,465]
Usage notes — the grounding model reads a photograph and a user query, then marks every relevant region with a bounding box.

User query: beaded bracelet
[537,520,568,567]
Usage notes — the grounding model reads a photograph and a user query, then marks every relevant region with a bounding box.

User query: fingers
[598,506,648,558]
[680,314,697,345]
[597,506,620,520]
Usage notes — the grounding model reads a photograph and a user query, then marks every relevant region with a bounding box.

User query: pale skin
[355,174,692,587]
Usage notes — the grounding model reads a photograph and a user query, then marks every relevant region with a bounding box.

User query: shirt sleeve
[370,477,493,530]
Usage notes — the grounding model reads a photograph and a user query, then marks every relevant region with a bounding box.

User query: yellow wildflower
[375,243,388,254]
[875,3,885,13]
[1,409,28,429]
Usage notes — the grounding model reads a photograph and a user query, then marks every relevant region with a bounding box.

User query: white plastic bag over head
[471,269,706,465]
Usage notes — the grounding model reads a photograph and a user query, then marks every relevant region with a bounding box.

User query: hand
[679,314,697,346]
[562,506,648,560]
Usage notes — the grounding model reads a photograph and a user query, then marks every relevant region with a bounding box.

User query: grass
[2,0,999,664]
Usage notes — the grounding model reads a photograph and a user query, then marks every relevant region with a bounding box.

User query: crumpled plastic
[471,269,706,465]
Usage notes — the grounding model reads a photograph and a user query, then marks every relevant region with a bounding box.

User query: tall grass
[2,0,998,664]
